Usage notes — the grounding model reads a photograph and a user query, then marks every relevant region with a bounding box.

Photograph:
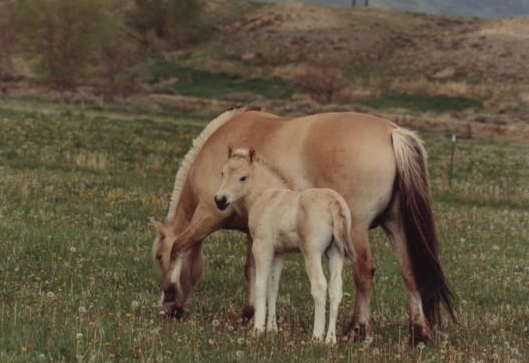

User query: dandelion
[76,333,83,339]
[131,300,139,310]
[235,350,244,359]
[237,337,245,345]
[46,291,55,299]
[37,353,46,361]
[78,306,87,314]
[212,319,220,327]
[417,342,425,350]
[228,324,235,332]
[70,246,76,253]
[208,338,216,346]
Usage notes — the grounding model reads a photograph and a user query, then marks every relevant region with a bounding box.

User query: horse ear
[150,218,165,236]
[227,144,233,158]
[248,147,256,163]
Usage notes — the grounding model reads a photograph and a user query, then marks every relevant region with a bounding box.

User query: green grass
[0,101,528,362]
[147,58,295,100]
[360,93,483,113]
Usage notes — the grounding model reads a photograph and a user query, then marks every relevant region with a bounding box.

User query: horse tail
[390,128,456,327]
[331,194,356,262]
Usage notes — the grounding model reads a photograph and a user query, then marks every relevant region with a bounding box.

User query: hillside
[230,0,529,18]
[160,1,529,116]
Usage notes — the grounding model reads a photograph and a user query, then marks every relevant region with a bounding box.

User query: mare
[151,107,455,344]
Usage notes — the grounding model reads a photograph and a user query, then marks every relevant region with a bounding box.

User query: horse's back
[194,110,399,229]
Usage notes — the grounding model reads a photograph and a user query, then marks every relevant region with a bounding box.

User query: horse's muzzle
[214,195,229,211]
[161,284,184,320]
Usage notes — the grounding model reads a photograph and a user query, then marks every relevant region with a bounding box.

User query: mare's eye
[240,176,247,182]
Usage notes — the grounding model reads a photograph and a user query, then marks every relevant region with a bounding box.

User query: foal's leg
[266,255,285,333]
[304,250,328,342]
[345,226,375,342]
[252,239,274,336]
[383,215,432,345]
[243,234,256,323]
[325,246,344,345]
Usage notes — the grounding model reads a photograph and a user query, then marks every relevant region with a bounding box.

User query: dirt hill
[169,1,529,113]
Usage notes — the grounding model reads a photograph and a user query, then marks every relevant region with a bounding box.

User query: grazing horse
[214,147,356,344]
[151,107,455,345]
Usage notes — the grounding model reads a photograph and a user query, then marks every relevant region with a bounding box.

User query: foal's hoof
[343,322,371,343]
[241,306,255,324]
[409,324,432,347]
[325,334,337,345]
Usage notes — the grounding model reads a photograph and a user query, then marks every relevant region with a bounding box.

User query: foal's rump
[297,188,355,261]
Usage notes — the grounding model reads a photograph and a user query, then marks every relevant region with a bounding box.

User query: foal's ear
[227,144,234,158]
[149,218,165,236]
[248,147,256,163]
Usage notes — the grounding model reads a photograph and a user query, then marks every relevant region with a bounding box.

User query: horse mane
[166,107,248,221]
[231,148,295,190]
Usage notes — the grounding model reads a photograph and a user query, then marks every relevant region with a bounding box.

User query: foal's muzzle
[214,195,229,211]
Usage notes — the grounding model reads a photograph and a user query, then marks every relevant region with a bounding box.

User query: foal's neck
[243,159,291,210]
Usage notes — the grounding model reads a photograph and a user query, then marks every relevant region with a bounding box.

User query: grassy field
[0,101,528,363]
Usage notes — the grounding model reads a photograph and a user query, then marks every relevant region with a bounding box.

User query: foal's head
[214,146,256,211]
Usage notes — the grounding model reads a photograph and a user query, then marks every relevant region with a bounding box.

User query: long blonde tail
[332,197,356,262]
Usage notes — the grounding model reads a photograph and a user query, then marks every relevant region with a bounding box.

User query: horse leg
[252,239,273,336]
[166,202,224,317]
[325,246,344,345]
[344,227,375,342]
[242,234,256,323]
[266,254,285,333]
[304,251,328,342]
[383,215,432,345]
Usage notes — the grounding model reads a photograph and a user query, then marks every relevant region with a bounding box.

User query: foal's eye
[156,255,162,263]
[239,176,247,182]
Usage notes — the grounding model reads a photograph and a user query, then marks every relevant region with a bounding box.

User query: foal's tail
[391,128,456,327]
[331,195,356,262]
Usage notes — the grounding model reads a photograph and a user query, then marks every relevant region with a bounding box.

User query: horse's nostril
[214,195,228,210]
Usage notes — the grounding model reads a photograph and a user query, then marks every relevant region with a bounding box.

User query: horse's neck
[168,186,194,231]
[243,162,288,210]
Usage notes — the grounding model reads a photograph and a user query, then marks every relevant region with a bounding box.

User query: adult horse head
[151,107,455,344]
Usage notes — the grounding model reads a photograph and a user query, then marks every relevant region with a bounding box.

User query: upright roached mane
[166,108,246,221]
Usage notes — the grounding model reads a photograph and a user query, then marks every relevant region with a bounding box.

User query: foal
[214,147,356,344]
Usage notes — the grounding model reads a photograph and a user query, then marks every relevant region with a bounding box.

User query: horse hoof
[166,306,185,320]
[343,322,371,343]
[409,324,432,346]
[242,306,255,324]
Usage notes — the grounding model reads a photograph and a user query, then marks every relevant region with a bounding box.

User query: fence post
[448,134,456,188]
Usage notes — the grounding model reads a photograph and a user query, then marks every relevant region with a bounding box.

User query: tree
[14,0,115,92]
[0,0,17,84]
[128,0,203,48]
[166,0,203,46]
[96,29,144,100]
